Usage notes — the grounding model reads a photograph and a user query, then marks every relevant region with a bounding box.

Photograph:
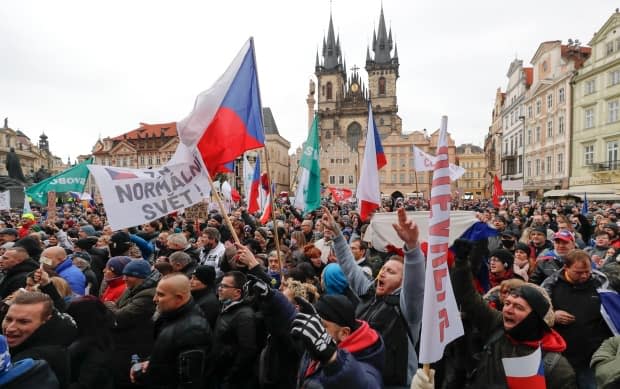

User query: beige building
[0,118,66,179]
[254,108,291,195]
[301,7,456,201]
[455,144,487,200]
[522,41,590,198]
[571,10,620,192]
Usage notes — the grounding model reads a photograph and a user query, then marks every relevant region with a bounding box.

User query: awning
[568,184,620,193]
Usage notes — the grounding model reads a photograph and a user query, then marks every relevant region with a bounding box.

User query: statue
[5,147,26,182]
[33,166,51,183]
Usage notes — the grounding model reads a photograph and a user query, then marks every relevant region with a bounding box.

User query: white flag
[413,146,466,181]
[0,191,10,211]
[419,116,464,364]
[88,143,211,230]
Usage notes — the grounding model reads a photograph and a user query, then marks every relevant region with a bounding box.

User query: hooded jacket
[452,258,576,388]
[297,319,385,388]
[591,335,620,389]
[0,258,39,299]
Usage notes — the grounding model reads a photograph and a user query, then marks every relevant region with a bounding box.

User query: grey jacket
[333,231,425,387]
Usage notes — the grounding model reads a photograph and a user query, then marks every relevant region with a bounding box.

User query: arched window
[326,82,333,100]
[378,77,386,95]
[346,122,362,151]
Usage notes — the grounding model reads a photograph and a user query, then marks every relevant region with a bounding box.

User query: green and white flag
[293,114,321,213]
[26,158,93,205]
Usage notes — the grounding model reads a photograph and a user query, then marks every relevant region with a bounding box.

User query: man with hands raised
[320,206,425,388]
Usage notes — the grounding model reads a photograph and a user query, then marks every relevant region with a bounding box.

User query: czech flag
[177,38,265,176]
[502,346,546,389]
[356,102,387,221]
[492,175,504,208]
[248,156,262,214]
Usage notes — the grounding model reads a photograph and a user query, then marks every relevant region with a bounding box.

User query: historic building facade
[300,7,456,200]
[571,10,620,192]
[522,41,590,198]
[499,60,531,200]
[0,118,65,179]
[456,144,487,200]
[484,88,505,197]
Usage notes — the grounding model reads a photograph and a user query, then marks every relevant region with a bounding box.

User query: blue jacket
[56,258,86,295]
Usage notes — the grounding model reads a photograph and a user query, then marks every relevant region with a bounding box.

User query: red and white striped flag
[419,116,464,364]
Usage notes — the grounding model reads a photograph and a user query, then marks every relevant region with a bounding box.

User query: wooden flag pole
[205,172,241,245]
[261,146,285,278]
[423,363,431,380]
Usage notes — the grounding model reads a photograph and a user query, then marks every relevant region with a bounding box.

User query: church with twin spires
[297,6,456,200]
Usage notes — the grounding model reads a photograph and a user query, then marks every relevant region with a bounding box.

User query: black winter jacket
[0,258,39,299]
[147,299,212,389]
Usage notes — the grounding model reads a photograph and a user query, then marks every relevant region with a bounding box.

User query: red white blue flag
[177,38,265,176]
[502,346,546,389]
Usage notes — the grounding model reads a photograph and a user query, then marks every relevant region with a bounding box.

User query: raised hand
[391,207,419,248]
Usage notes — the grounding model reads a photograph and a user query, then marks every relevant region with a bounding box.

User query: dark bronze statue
[5,147,26,182]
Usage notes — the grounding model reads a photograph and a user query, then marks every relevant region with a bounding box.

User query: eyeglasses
[218,283,239,290]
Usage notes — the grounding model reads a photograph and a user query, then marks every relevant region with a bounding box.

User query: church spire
[322,13,342,70]
[372,5,393,64]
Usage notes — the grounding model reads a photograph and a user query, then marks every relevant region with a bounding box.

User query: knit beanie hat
[0,335,10,373]
[511,285,551,326]
[122,259,151,279]
[80,225,96,237]
[110,231,131,256]
[322,263,348,295]
[514,242,530,255]
[193,265,216,287]
[490,248,514,269]
[315,294,359,330]
[531,226,547,235]
[107,256,131,275]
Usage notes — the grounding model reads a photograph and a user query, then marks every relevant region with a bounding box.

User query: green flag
[293,114,321,213]
[26,158,93,205]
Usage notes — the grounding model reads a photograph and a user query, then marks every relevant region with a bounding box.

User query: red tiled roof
[112,122,177,141]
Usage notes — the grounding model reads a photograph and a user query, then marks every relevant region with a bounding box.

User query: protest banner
[88,143,211,230]
[26,158,92,205]
[0,191,10,211]
[47,192,57,222]
[184,202,210,220]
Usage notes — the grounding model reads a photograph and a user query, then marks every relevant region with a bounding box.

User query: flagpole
[414,169,420,196]
[205,172,242,245]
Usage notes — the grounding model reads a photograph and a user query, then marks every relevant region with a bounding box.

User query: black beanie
[315,295,359,330]
[512,285,550,324]
[514,242,530,255]
[490,248,514,269]
[193,265,216,287]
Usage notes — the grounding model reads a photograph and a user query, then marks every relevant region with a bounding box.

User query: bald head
[40,246,67,268]
[153,273,191,313]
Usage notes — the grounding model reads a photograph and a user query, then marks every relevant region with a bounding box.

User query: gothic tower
[365,5,401,137]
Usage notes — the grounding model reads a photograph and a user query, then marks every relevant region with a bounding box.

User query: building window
[607,41,615,55]
[329,175,335,185]
[608,141,619,165]
[608,100,619,123]
[536,99,542,114]
[518,156,523,173]
[609,70,620,86]
[585,79,596,95]
[584,145,594,165]
[527,128,532,144]
[140,156,145,165]
[558,116,565,135]
[585,108,595,129]
[535,159,541,175]
[535,127,541,142]
[348,175,354,184]
[392,173,397,183]
[527,105,532,118]
[378,77,386,95]
[527,160,532,177]
[547,120,553,138]
[557,153,564,173]
[338,176,345,184]
[400,173,405,183]
[558,88,565,103]
[326,82,333,100]
[156,156,160,165]
[547,94,553,109]
[546,156,552,174]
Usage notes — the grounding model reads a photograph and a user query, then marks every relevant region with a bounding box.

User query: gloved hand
[243,274,272,299]
[452,239,473,263]
[410,368,435,389]
[291,311,337,364]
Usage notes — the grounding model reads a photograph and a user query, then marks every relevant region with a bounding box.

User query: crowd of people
[0,195,619,389]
